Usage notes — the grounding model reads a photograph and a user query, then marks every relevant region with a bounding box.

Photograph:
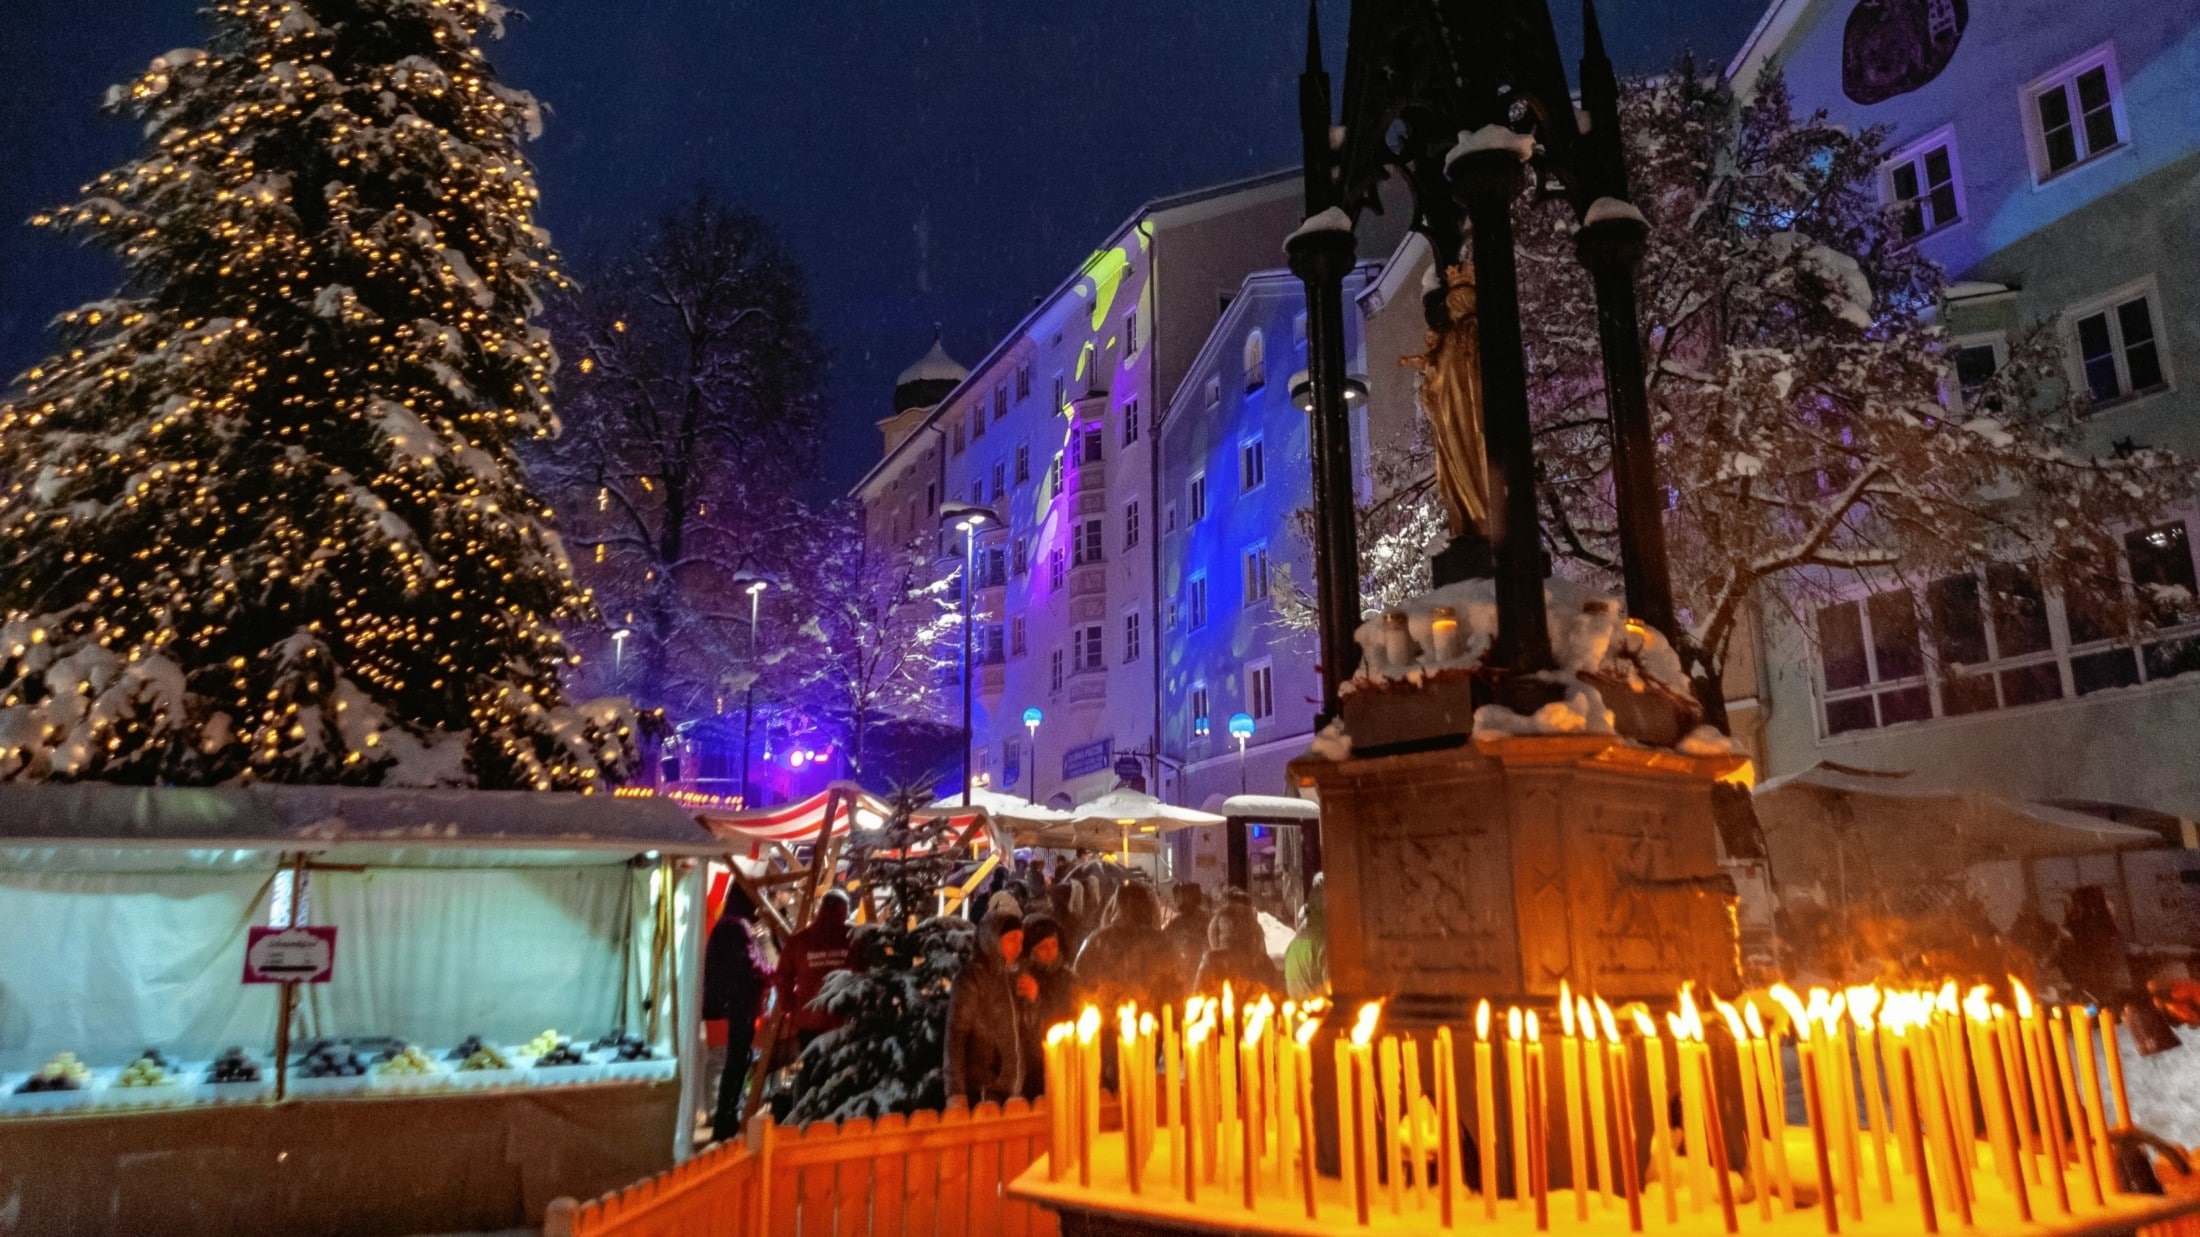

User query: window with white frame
[1246,659,1275,721]
[1242,544,1270,604]
[1074,517,1105,565]
[1243,330,1266,391]
[1124,501,1140,551]
[1053,372,1066,412]
[1190,685,1211,739]
[1884,129,1962,238]
[1049,452,1064,492]
[1951,334,2004,406]
[1188,572,1208,628]
[1016,362,1032,400]
[1124,611,1142,662]
[970,404,985,440]
[990,462,1006,501]
[2069,522,2200,691]
[1927,564,2064,716]
[1189,472,1207,522]
[1081,343,1101,392]
[1123,398,1140,447]
[1815,588,1933,735]
[994,383,1008,421]
[1240,436,1265,492]
[1049,547,1066,591]
[2071,282,2168,405]
[951,420,965,454]
[1012,536,1029,576]
[1074,623,1104,672]
[1050,648,1064,692]
[1124,307,1142,357]
[2025,47,2126,181]
[1015,443,1030,483]
[1011,615,1028,657]
[1081,425,1104,463]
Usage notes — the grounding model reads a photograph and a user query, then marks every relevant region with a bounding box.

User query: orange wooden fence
[545,1098,1059,1237]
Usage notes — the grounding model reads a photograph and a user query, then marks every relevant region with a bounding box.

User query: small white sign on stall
[243,925,337,984]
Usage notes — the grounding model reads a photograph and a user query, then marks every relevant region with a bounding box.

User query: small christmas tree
[789,793,976,1121]
[0,0,635,787]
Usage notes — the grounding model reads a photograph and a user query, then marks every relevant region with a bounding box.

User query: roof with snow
[892,329,968,413]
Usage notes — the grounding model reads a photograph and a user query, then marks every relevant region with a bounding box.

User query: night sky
[0,0,1764,495]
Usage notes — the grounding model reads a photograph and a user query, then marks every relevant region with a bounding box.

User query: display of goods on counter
[115,1050,177,1087]
[598,1032,656,1062]
[300,1045,369,1078]
[16,1052,90,1093]
[448,1034,488,1061]
[206,1048,261,1084]
[522,1029,565,1057]
[458,1044,512,1071]
[377,1045,437,1076]
[534,1041,587,1067]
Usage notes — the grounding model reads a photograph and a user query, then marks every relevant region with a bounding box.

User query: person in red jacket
[773,888,854,1045]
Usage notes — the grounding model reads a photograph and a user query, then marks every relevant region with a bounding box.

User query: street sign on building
[1113,753,1147,792]
[1062,738,1113,781]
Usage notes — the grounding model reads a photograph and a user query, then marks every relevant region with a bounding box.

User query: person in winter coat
[1074,882,1185,1012]
[1016,914,1079,1098]
[703,885,773,1139]
[1046,883,1088,960]
[1164,883,1212,980]
[1283,874,1329,1001]
[774,889,854,1045]
[1196,894,1285,997]
[945,910,1029,1105]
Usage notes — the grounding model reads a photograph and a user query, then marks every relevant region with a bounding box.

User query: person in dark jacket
[773,889,854,1044]
[1196,894,1285,997]
[703,885,773,1139]
[1164,883,1211,980]
[1017,914,1078,1098]
[945,910,1028,1105]
[1075,882,1185,1012]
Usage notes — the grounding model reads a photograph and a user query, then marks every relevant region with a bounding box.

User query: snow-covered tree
[0,0,637,788]
[788,513,960,781]
[534,193,826,721]
[1271,429,1446,634]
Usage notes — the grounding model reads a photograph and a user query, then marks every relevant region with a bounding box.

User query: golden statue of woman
[1403,262,1491,537]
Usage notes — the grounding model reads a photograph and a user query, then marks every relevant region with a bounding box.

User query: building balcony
[1063,670,1108,708]
[1069,562,1108,599]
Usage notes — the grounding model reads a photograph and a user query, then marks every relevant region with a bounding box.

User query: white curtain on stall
[302,865,634,1048]
[0,869,280,1073]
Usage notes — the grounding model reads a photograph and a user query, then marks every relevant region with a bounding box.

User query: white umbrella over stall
[1064,789,1225,854]
[924,788,1071,852]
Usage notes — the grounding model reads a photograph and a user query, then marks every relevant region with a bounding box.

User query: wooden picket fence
[545,1098,1060,1237]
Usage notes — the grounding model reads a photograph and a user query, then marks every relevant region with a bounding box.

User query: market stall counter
[0,782,725,1236]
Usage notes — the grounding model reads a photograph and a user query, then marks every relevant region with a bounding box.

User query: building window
[991,462,1006,501]
[1124,611,1142,662]
[1074,517,1105,565]
[1205,376,1221,408]
[1053,372,1066,413]
[1243,330,1266,391]
[994,383,1008,421]
[1123,398,1140,447]
[1081,425,1104,464]
[1080,343,1102,392]
[1247,659,1275,721]
[1952,336,2003,406]
[1124,501,1140,551]
[2070,523,2200,691]
[1189,573,1209,628]
[1016,362,1032,400]
[1124,308,1141,357]
[1928,564,2064,716]
[1815,588,1932,735]
[1012,536,1029,576]
[978,622,1006,664]
[1049,452,1064,492]
[951,420,965,454]
[982,546,1006,589]
[1164,502,1179,534]
[1049,547,1066,591]
[971,480,985,506]
[1011,615,1028,657]
[2072,284,2167,405]
[970,405,985,440]
[1050,649,1064,692]
[1190,686,1211,739]
[925,482,937,516]
[1240,436,1265,492]
[1015,443,1030,483]
[1074,623,1104,672]
[1189,473,1207,522]
[1243,544,1271,604]
[2026,47,2125,181]
[1884,130,1962,238]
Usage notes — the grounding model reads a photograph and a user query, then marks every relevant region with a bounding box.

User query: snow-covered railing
[546,1098,1058,1237]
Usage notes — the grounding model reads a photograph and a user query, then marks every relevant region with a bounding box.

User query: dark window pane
[1988,563,2053,656]
[1955,344,1999,395]
[1929,183,1960,229]
[2144,635,2200,681]
[2065,586,2126,645]
[1923,147,1953,186]
[2072,648,2140,694]
[2038,87,2078,171]
[1999,662,2064,707]
[2124,339,2164,393]
[1819,601,1870,690]
[1929,574,1990,665]
[1826,696,1877,735]
[1942,671,2000,716]
[2127,523,2199,625]
[1878,685,1933,725]
[1868,589,1924,679]
[1891,162,1921,201]
[2076,67,2119,153]
[2120,299,2163,390]
[2076,311,2120,400]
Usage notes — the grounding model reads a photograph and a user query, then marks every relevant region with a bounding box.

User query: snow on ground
[2120,1025,2200,1147]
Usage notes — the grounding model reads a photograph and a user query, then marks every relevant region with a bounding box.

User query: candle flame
[1771,984,1810,1039]
[1633,1007,1659,1040]
[1744,1001,1766,1040]
[1244,1004,1271,1047]
[1047,1023,1072,1046]
[1077,1005,1101,1043]
[1351,1001,1381,1047]
[1846,985,1880,1026]
[2011,976,2035,1019]
[1527,1011,1541,1043]
[1509,1007,1524,1042]
[1120,1005,1139,1043]
[1578,998,1598,1042]
[1477,998,1492,1041]
[1715,997,1747,1042]
[1296,1018,1321,1047]
[1963,986,1993,1024]
[1598,1000,1621,1044]
[1677,984,1705,1041]
[1223,982,1235,1019]
[1935,980,1958,1015]
[1560,980,1576,1036]
[1140,1012,1157,1035]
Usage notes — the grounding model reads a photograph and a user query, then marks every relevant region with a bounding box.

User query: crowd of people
[699,857,1331,1137]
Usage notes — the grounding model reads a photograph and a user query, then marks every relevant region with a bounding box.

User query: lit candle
[1773,985,1839,1235]
[1561,983,1590,1220]
[1672,999,1710,1214]
[1849,988,1894,1203]
[1718,1000,1771,1222]
[1189,1010,1210,1203]
[1888,1012,1938,1234]
[2014,980,2071,1216]
[1220,985,1239,1186]
[1166,1003,1185,1192]
[1241,1004,1266,1210]
[1046,1023,1071,1180]
[1699,1015,1740,1236]
[1599,1001,1644,1234]
[1913,1005,1973,1228]
[1966,992,2030,1222]
[1078,1005,1101,1188]
[1633,1007,1679,1225]
[2049,1007,2105,1207]
[1528,1011,1549,1232]
[1994,1005,2039,1186]
[1823,993,1864,1221]
[1430,605,1461,659]
[1746,1003,1794,1212]
[2067,1004,2115,1199]
[1436,1025,1460,1228]
[2100,1007,2131,1134]
[1121,1007,1145,1195]
[1380,1033,1404,1214]
[1476,1002,1498,1219]
[1403,1034,1430,1212]
[1294,1019,1319,1219]
[1352,1003,1380,1226]
[1509,1007,1531,1215]
[1583,998,1614,1211]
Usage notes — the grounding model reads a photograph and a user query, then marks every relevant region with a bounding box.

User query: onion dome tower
[892,325,967,413]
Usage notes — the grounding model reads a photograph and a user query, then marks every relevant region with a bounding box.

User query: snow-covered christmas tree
[0,0,637,788]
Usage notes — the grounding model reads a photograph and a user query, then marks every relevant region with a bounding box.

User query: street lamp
[940,501,1002,805]
[1023,706,1044,804]
[1229,712,1256,794]
[610,626,633,669]
[730,571,774,810]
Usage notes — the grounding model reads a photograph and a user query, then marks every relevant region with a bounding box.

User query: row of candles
[1039,978,2138,1231]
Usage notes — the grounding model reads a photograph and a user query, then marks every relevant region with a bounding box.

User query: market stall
[0,781,723,1235]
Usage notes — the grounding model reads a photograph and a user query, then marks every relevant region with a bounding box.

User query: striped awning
[696,783,988,845]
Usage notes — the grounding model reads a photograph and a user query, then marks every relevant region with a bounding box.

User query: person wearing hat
[1016,914,1077,1098]
[945,909,1029,1106]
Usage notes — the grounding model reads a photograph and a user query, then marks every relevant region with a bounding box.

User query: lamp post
[1229,711,1256,794]
[941,502,1002,805]
[610,626,632,669]
[1023,706,1044,805]
[730,572,772,810]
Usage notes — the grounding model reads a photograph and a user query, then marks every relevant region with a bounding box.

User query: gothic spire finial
[1306,1,1324,74]
[1582,0,1610,67]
